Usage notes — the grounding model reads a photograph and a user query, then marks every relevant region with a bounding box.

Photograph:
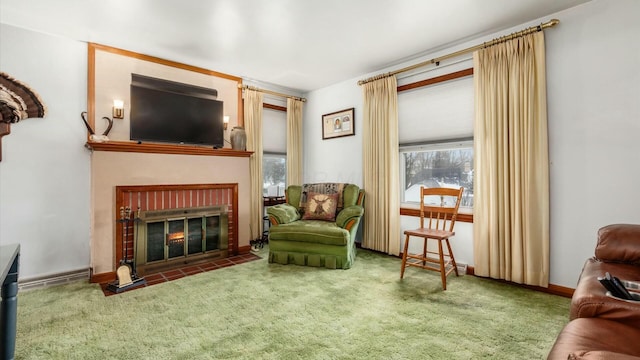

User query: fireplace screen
[136,206,228,273]
[146,222,166,262]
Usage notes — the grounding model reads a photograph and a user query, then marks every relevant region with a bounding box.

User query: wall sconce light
[113,100,124,119]
[223,115,230,130]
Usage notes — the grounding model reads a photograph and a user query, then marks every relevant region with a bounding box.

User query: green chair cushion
[268,220,350,246]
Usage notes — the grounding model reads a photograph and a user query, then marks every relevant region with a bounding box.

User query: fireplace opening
[135,205,229,274]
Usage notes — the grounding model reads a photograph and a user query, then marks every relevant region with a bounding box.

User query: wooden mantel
[86,140,253,157]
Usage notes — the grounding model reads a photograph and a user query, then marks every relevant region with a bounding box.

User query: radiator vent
[456,262,468,275]
[18,268,90,292]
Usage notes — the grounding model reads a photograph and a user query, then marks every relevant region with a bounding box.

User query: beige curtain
[473,32,549,287]
[286,98,304,186]
[362,76,401,255]
[244,89,264,241]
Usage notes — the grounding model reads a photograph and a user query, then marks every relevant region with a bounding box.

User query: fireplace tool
[107,206,146,293]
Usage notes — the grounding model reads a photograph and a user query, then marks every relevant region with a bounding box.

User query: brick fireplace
[115,184,238,275]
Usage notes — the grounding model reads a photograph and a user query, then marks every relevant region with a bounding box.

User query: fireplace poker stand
[107,206,146,293]
[251,196,285,249]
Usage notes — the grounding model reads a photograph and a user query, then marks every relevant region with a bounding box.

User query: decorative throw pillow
[299,183,347,212]
[302,192,339,221]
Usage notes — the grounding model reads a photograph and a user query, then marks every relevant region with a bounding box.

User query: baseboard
[466,265,475,276]
[546,284,574,298]
[473,274,574,298]
[396,251,573,297]
[19,268,90,291]
[505,281,574,298]
[91,271,116,284]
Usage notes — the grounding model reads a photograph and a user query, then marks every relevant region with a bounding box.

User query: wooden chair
[400,186,464,290]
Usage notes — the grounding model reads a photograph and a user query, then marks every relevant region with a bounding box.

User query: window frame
[262,102,288,197]
[399,139,474,222]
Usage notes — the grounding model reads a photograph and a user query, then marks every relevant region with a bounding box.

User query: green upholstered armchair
[267,183,365,269]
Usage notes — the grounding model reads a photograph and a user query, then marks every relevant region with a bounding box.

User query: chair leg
[437,240,447,290]
[445,239,459,276]
[400,234,410,279]
[422,237,428,267]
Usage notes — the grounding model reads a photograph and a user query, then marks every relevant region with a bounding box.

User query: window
[397,69,474,210]
[262,107,287,196]
[400,141,474,209]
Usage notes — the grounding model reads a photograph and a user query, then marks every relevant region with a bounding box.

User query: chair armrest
[596,224,640,264]
[267,204,300,225]
[336,205,364,229]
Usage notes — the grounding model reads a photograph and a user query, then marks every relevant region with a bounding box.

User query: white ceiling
[0,0,590,93]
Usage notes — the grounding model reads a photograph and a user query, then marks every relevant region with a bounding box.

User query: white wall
[303,78,363,186]
[303,0,640,288]
[545,0,640,286]
[0,24,90,279]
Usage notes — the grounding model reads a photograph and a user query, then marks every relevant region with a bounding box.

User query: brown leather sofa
[547,224,640,359]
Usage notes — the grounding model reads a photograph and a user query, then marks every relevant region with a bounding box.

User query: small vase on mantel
[230,126,247,151]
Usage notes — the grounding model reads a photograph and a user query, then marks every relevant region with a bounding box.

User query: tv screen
[130,74,224,148]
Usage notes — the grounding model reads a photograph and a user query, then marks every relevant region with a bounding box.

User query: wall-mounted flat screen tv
[130,74,224,148]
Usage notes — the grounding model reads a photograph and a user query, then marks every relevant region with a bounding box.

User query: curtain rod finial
[544,19,560,29]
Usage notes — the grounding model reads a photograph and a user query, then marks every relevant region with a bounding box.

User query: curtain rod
[358,19,560,86]
[238,84,307,102]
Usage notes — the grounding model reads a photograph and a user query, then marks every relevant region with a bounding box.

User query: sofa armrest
[267,204,300,225]
[335,205,364,230]
[596,224,640,264]
[570,258,640,328]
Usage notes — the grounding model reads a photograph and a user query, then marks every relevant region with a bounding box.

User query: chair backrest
[419,186,464,232]
[285,183,361,212]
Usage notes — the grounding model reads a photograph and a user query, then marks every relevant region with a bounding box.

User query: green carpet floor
[15,248,569,359]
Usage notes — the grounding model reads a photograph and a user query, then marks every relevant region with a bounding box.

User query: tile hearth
[100,252,261,296]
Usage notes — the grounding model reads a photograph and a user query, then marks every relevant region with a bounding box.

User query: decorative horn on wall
[81,111,113,138]
[80,111,95,135]
[0,72,47,161]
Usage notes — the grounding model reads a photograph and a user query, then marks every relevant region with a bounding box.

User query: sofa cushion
[596,224,640,264]
[268,220,350,246]
[547,318,640,360]
[302,192,339,221]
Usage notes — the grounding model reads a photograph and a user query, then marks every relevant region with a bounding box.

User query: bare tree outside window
[263,155,286,196]
[402,147,473,208]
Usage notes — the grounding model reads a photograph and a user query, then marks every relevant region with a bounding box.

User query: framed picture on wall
[322,108,355,140]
